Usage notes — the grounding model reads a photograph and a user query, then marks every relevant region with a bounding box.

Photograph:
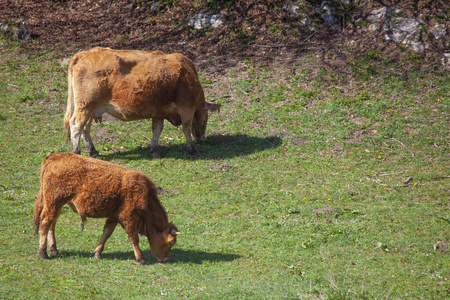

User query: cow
[63,47,221,157]
[34,153,179,265]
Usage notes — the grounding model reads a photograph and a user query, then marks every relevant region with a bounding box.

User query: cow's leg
[94,219,118,259]
[150,118,164,158]
[180,116,200,155]
[81,117,99,157]
[69,111,85,155]
[70,109,98,156]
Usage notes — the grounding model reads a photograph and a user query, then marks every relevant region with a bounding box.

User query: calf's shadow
[101,134,282,161]
[55,248,241,265]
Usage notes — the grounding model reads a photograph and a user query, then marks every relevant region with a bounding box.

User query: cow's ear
[205,101,221,112]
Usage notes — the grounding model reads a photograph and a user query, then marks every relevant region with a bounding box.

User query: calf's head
[192,101,221,141]
[148,223,180,262]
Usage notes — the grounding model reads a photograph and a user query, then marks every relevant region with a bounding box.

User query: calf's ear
[205,101,221,113]
[163,228,179,243]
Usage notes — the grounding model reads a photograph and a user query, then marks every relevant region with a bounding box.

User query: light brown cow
[63,47,221,157]
[34,153,179,265]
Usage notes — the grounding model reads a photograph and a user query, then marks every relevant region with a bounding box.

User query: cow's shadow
[100,134,282,160]
[55,248,241,265]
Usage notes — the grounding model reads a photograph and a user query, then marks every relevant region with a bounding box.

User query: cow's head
[148,223,180,262]
[192,101,221,141]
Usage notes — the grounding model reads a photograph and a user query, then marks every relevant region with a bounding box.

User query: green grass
[0,42,449,299]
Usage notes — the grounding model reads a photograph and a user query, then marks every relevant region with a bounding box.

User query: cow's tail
[64,58,75,144]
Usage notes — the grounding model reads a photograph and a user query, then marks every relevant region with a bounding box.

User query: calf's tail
[34,188,43,234]
[64,59,75,143]
[34,154,52,233]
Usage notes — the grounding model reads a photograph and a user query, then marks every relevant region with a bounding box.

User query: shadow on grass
[56,248,241,264]
[100,134,282,161]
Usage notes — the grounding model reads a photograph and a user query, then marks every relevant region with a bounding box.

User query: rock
[151,1,162,12]
[367,6,396,23]
[384,17,426,52]
[188,14,223,30]
[283,2,312,30]
[431,23,448,40]
[283,4,299,17]
[315,1,339,30]
[0,21,30,40]
[366,6,427,52]
[442,52,450,68]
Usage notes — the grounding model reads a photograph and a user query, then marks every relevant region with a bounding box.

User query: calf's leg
[38,207,60,259]
[39,223,50,259]
[128,232,146,265]
[47,210,62,256]
[94,219,118,259]
[123,223,146,265]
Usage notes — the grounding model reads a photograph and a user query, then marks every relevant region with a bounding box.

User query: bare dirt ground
[1,0,448,74]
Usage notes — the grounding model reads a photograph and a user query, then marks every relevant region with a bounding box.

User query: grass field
[0,39,449,299]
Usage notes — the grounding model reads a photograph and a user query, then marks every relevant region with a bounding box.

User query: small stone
[188,14,223,30]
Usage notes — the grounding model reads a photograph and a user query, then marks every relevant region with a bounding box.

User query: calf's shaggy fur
[34,153,179,264]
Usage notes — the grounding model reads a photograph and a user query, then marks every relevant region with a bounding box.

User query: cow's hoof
[94,253,101,260]
[151,145,160,158]
[50,249,59,256]
[39,252,49,260]
[138,258,147,265]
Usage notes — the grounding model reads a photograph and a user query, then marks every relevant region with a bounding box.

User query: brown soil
[1,0,448,72]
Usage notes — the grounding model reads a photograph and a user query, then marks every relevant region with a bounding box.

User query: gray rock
[283,4,299,17]
[283,2,313,30]
[367,6,396,23]
[431,23,448,40]
[151,1,162,12]
[0,21,30,40]
[365,6,428,52]
[384,17,426,52]
[316,1,339,30]
[442,52,450,68]
[188,14,223,30]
